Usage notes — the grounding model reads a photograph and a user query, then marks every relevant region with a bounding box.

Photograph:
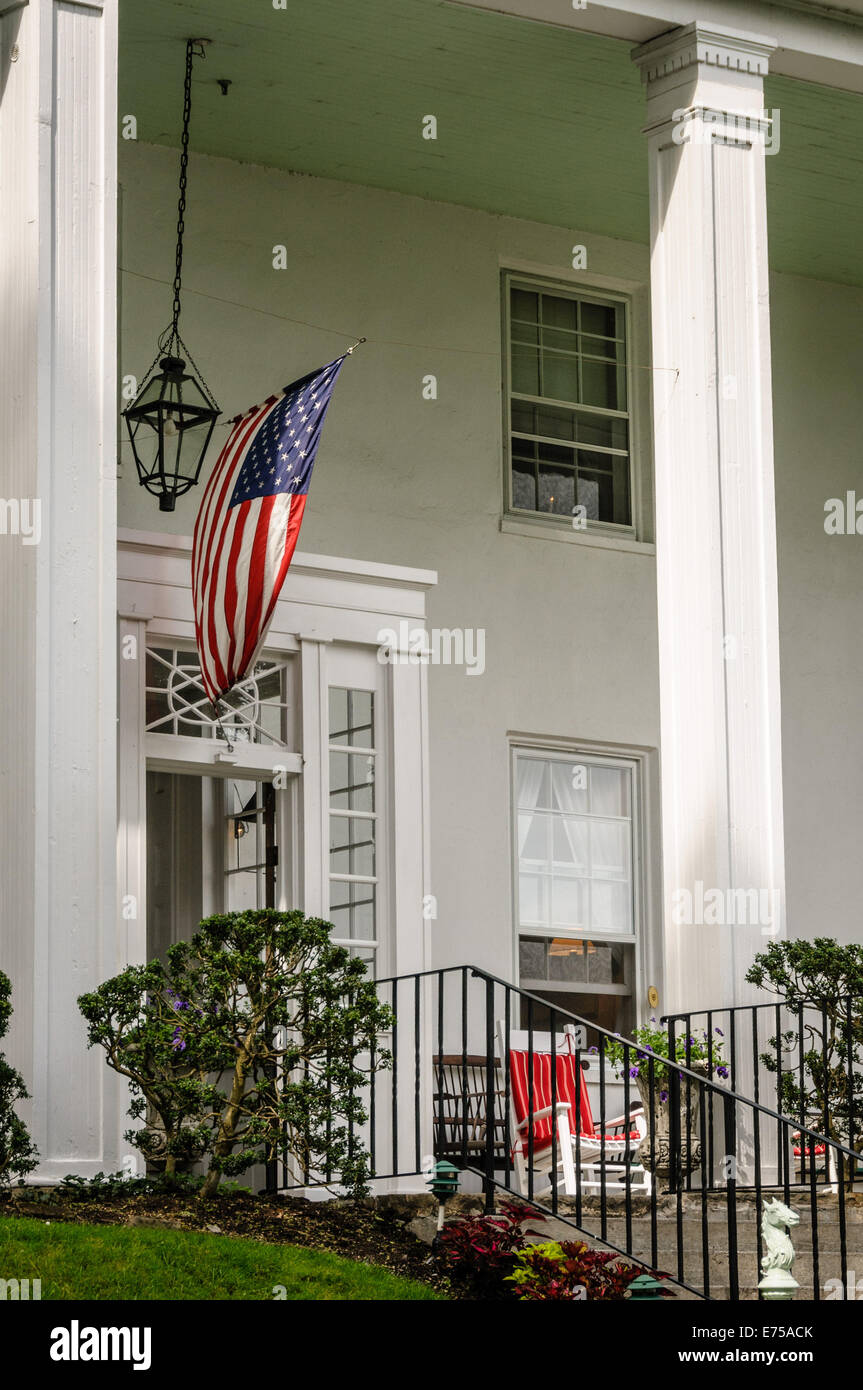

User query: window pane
[518,810,548,863]
[518,935,548,979]
[552,816,588,872]
[326,881,375,940]
[589,765,630,817]
[351,946,376,973]
[519,873,548,927]
[589,820,629,879]
[146,649,172,689]
[574,412,627,451]
[580,333,618,362]
[517,757,550,811]
[537,462,575,516]
[328,687,348,742]
[541,294,577,332]
[576,476,600,521]
[550,760,588,814]
[511,288,538,323]
[551,876,587,929]
[581,358,618,409]
[511,461,537,511]
[512,400,577,443]
[587,941,627,985]
[146,688,171,729]
[590,878,631,932]
[329,750,375,812]
[511,346,540,396]
[542,352,578,403]
[580,301,617,338]
[547,938,588,983]
[330,814,375,877]
[329,687,373,747]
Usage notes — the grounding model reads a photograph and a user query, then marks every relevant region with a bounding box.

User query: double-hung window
[505,274,632,530]
[514,748,637,1039]
[328,686,378,972]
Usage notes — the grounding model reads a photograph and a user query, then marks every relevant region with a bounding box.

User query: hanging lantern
[124,39,220,512]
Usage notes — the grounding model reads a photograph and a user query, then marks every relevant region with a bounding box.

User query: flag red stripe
[238,494,277,677]
[192,358,345,707]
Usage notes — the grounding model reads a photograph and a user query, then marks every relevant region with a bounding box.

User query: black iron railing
[273,965,863,1301]
[662,996,863,1189]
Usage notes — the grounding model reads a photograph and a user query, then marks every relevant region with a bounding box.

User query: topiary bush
[746,937,863,1180]
[0,970,39,1186]
[78,909,393,1198]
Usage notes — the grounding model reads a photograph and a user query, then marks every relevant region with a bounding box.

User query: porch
[4,0,863,1258]
[269,964,863,1301]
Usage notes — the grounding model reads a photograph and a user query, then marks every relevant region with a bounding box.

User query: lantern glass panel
[125,358,218,510]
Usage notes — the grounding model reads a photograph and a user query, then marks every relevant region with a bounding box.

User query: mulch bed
[0,1187,453,1296]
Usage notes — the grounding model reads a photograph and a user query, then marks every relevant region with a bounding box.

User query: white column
[117,616,150,970]
[0,0,118,1177]
[632,25,786,1011]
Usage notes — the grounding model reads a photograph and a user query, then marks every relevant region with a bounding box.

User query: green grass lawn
[0,1216,443,1301]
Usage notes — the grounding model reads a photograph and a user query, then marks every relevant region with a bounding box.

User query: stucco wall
[770,271,863,949]
[118,143,662,994]
[118,141,863,1004]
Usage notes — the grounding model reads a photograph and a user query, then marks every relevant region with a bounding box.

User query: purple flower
[715,1027,724,1037]
[659,1090,669,1103]
[716,1065,729,1078]
[588,1046,599,1053]
[629,1066,640,1079]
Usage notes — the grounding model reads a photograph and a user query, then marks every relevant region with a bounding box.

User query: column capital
[632,23,776,86]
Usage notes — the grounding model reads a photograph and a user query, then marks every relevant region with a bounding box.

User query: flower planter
[635,1061,710,1182]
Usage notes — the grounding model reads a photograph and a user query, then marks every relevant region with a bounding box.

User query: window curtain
[516,757,546,856]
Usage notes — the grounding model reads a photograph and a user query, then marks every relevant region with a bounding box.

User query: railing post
[667,1018,680,1194]
[484,978,496,1213]
[723,1093,739,1301]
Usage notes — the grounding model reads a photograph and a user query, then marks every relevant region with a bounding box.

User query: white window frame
[325,652,389,973]
[501,270,636,540]
[509,740,647,1037]
[117,531,435,987]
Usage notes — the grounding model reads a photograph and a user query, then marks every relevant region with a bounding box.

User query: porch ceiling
[119,0,863,287]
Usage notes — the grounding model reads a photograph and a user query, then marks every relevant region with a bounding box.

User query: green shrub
[78,909,393,1198]
[0,970,38,1185]
[746,937,863,1177]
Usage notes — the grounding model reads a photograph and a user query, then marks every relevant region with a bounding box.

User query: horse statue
[761,1197,800,1278]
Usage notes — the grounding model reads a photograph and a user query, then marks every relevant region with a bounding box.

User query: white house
[2,0,863,1191]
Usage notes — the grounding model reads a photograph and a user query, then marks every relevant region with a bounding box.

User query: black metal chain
[168,39,206,349]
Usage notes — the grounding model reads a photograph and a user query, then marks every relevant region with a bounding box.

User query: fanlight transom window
[145,646,294,748]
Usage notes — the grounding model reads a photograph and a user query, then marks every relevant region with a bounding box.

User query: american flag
[192,354,347,706]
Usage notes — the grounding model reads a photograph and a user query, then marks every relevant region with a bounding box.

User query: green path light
[627,1272,667,1301]
[427,1159,460,1230]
